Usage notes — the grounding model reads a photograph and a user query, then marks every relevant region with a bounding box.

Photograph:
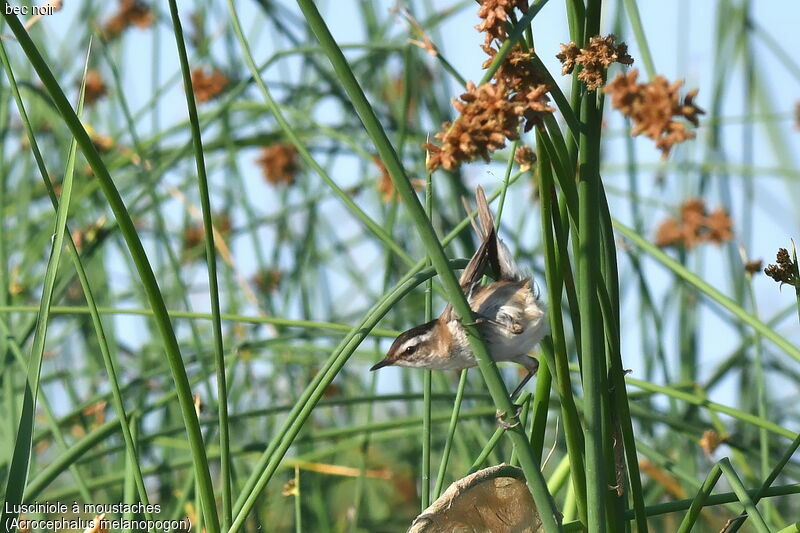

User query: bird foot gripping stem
[495,405,523,429]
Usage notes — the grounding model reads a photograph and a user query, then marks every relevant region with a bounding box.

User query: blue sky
[13,0,800,410]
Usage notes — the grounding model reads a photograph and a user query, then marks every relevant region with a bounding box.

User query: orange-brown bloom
[487,45,554,131]
[102,0,154,40]
[282,478,298,497]
[605,69,704,158]
[653,218,683,248]
[83,69,108,105]
[71,217,108,253]
[654,198,733,249]
[256,143,299,185]
[556,42,580,75]
[425,1,553,173]
[183,212,232,255]
[375,157,422,202]
[699,429,726,456]
[426,49,553,172]
[557,35,633,90]
[764,248,798,287]
[744,259,762,275]
[514,145,537,171]
[476,0,528,47]
[191,68,229,103]
[90,131,115,153]
[705,207,733,244]
[425,81,522,172]
[83,400,107,428]
[374,157,395,202]
[253,268,282,293]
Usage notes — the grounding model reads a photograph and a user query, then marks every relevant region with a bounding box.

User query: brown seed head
[764,247,798,287]
[475,0,528,47]
[699,429,726,456]
[556,42,580,75]
[557,35,633,90]
[83,69,108,106]
[191,68,229,103]
[253,268,282,293]
[425,81,522,172]
[102,0,154,40]
[514,145,537,171]
[182,212,232,257]
[257,143,299,185]
[426,3,553,173]
[744,259,762,275]
[655,198,733,249]
[605,69,704,158]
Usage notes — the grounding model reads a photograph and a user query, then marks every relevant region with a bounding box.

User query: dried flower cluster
[191,68,229,103]
[425,81,525,172]
[102,0,154,40]
[475,0,528,48]
[182,213,232,254]
[90,131,115,153]
[282,478,298,497]
[374,157,395,202]
[374,157,423,202]
[83,69,108,106]
[256,144,299,185]
[71,217,108,254]
[699,429,726,456]
[605,69,704,157]
[425,2,553,172]
[764,248,798,287]
[654,198,733,249]
[744,259,763,275]
[488,46,554,129]
[514,145,536,171]
[83,400,108,428]
[253,268,282,293]
[556,35,633,90]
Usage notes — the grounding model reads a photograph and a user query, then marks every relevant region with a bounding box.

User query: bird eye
[404,344,417,356]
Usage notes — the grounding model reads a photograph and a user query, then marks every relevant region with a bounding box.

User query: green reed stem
[433,369,468,497]
[0,41,80,525]
[575,26,608,532]
[422,173,434,509]
[538,144,588,524]
[1,11,220,531]
[166,3,231,526]
[294,1,562,529]
[0,37,157,526]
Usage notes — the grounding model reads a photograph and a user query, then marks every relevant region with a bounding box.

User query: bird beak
[370,358,392,371]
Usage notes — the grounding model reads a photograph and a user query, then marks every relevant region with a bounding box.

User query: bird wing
[475,185,521,282]
[441,186,502,322]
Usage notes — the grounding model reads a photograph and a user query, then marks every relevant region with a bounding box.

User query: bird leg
[509,356,539,401]
[510,367,536,401]
[496,356,539,428]
[495,405,522,429]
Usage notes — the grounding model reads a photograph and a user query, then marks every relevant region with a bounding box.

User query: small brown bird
[371,186,547,399]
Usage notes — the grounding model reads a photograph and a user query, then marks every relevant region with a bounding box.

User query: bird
[370,186,548,401]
